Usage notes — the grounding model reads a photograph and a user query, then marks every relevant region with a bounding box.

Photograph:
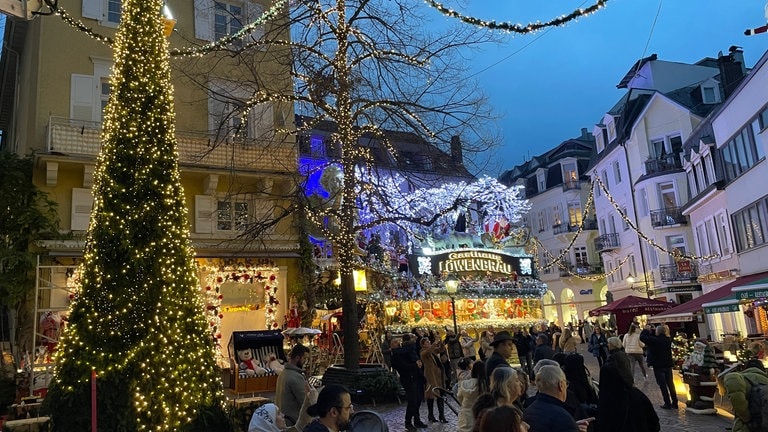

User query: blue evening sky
[440,1,768,175]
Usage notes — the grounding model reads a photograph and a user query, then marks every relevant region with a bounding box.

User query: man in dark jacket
[603,336,634,387]
[444,328,463,386]
[523,365,592,432]
[514,328,533,376]
[533,334,555,364]
[485,331,515,376]
[640,324,678,409]
[391,335,428,430]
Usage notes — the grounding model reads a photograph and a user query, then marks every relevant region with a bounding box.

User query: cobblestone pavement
[352,343,736,432]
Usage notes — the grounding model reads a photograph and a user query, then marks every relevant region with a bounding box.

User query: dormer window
[607,121,616,142]
[702,85,719,104]
[537,172,546,192]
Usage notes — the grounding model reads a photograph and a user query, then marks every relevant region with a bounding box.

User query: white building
[589,52,745,331]
[499,130,604,325]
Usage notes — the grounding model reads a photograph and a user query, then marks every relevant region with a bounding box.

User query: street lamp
[445,274,459,335]
[627,273,650,295]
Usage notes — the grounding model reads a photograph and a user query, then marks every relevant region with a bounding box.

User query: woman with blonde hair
[559,328,578,354]
[472,366,522,423]
[622,323,647,379]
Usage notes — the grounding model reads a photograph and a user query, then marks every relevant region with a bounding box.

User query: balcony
[562,180,581,191]
[553,218,597,235]
[46,117,298,173]
[594,233,620,252]
[650,207,687,228]
[659,261,699,283]
[559,262,604,277]
[644,154,682,176]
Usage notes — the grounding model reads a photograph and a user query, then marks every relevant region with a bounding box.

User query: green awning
[732,277,768,300]
[703,299,741,314]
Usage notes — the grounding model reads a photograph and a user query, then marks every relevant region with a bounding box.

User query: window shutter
[208,95,227,136]
[71,188,94,231]
[245,1,265,43]
[249,102,273,141]
[194,0,213,41]
[71,74,97,121]
[82,0,103,20]
[195,195,214,234]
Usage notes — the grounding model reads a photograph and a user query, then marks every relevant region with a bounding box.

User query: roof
[616,54,658,89]
[498,132,595,187]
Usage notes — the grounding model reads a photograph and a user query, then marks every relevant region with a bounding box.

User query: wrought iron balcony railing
[650,206,687,228]
[594,233,620,252]
[559,262,604,277]
[553,218,597,235]
[659,262,699,282]
[46,116,298,173]
[562,180,581,191]
[644,154,682,175]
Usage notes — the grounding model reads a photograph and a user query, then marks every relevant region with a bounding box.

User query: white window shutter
[71,188,94,231]
[82,0,103,20]
[195,195,214,234]
[250,102,273,141]
[208,95,227,136]
[71,74,97,122]
[194,0,213,41]
[245,2,265,43]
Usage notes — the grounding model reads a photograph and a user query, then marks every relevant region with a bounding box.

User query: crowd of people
[247,321,768,432]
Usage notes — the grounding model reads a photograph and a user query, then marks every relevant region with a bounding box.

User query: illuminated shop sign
[410,249,533,277]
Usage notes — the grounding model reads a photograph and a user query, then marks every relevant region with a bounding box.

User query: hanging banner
[409,248,533,278]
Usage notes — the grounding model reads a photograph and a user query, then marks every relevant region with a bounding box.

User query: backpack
[744,375,768,432]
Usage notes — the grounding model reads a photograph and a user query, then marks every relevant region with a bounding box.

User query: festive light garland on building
[535,185,596,271]
[43,0,289,58]
[424,0,610,33]
[534,237,630,282]
[593,176,719,261]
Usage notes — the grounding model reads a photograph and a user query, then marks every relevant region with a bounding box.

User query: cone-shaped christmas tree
[44,1,225,430]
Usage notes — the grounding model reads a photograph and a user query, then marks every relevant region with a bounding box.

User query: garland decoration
[593,176,719,261]
[424,0,610,34]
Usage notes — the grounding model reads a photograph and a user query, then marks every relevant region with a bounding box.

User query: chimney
[581,128,590,140]
[450,135,463,166]
[718,47,747,99]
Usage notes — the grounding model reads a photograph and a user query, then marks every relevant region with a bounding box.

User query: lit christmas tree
[44,0,225,430]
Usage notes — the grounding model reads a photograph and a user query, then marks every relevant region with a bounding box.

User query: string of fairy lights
[39,0,290,58]
[423,0,610,33]
[592,175,719,261]
[534,237,632,282]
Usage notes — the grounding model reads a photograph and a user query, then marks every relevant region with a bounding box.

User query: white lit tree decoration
[44,1,225,430]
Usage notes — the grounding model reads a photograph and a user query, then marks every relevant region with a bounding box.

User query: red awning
[649,270,768,323]
[589,295,673,316]
[589,295,674,333]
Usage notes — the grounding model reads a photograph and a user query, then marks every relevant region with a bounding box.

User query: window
[82,0,121,24]
[538,210,546,232]
[596,130,605,153]
[99,77,110,121]
[651,138,666,158]
[607,261,614,283]
[574,246,588,266]
[639,188,649,217]
[630,255,637,276]
[613,160,622,184]
[695,223,709,256]
[721,117,765,182]
[687,168,698,197]
[695,161,708,192]
[667,235,687,260]
[217,196,252,231]
[647,244,659,268]
[659,182,678,209]
[751,119,765,160]
[607,121,616,142]
[706,218,720,257]
[195,0,264,43]
[552,204,562,226]
[621,207,629,231]
[310,136,326,158]
[209,80,273,141]
[70,60,112,122]
[702,86,718,104]
[608,216,616,234]
[562,161,578,183]
[732,196,768,252]
[537,172,546,193]
[616,259,624,281]
[717,211,733,256]
[567,201,582,226]
[601,170,609,191]
[214,1,244,43]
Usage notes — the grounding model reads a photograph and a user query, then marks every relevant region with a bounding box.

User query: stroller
[348,410,389,432]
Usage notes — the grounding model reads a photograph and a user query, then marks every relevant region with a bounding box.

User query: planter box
[232,374,278,395]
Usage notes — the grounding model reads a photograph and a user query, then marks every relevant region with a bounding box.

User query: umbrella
[283,327,322,336]
[588,295,674,334]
